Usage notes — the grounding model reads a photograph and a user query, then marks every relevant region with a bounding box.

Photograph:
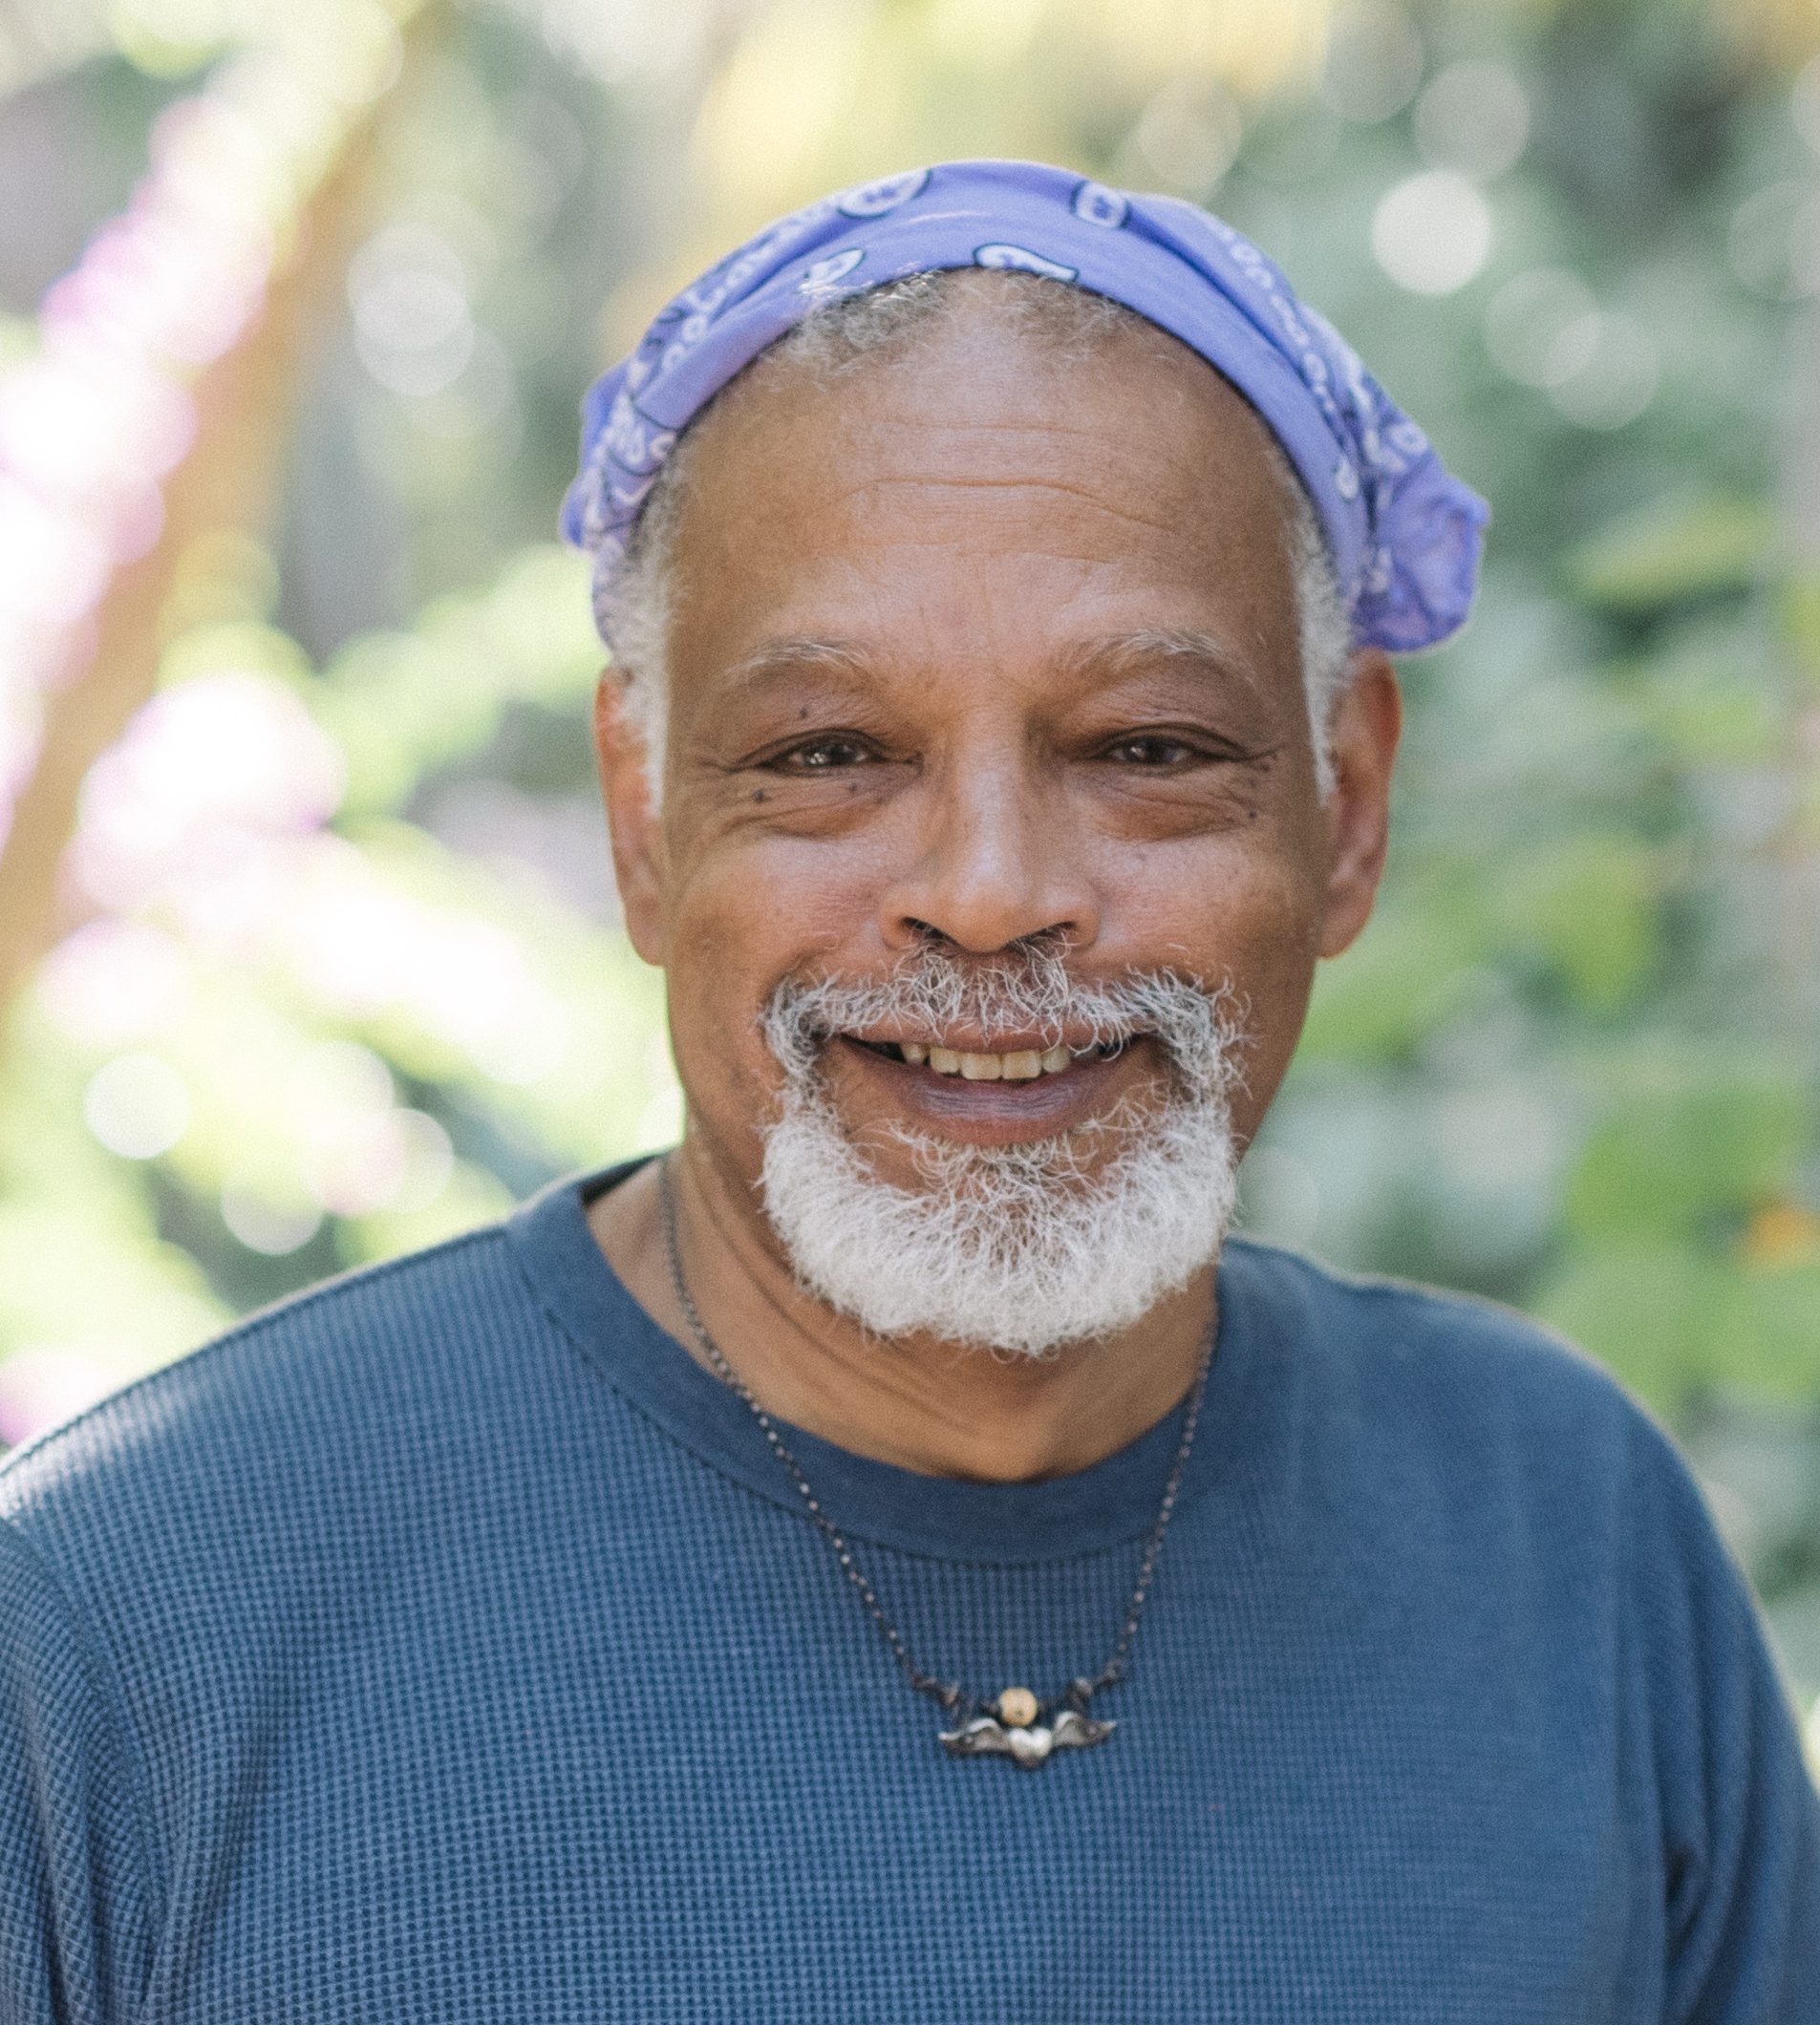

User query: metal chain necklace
[658,1159,1213,1769]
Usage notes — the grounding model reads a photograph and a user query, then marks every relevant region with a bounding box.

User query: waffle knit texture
[1,1164,1815,2022]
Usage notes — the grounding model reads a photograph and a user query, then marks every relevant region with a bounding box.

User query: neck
[588,1140,1216,1482]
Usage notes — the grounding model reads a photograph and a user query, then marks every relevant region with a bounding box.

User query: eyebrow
[723,638,872,690]
[720,628,1265,696]
[1065,629,1265,694]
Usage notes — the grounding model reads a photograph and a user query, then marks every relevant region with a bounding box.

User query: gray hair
[596,271,1354,805]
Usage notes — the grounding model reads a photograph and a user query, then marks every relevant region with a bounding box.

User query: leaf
[1298,902,1487,1064]
[1570,492,1775,613]
[1531,1242,1724,1413]
[1639,657,1785,765]
[1564,1062,1812,1243]
[1534,1246,1820,1410]
[1494,833,1659,1011]
[1707,1262,1820,1399]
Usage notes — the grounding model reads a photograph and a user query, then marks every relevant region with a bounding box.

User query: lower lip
[828,1036,1142,1143]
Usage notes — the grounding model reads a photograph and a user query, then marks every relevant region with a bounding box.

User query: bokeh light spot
[1371,171,1492,295]
[391,1111,456,1213]
[36,921,194,1047]
[221,1172,323,1255]
[1484,267,1598,386]
[1127,77,1243,196]
[1545,313,1659,431]
[1414,59,1529,181]
[1729,181,1820,302]
[1322,6,1424,124]
[84,1052,190,1159]
[349,224,476,397]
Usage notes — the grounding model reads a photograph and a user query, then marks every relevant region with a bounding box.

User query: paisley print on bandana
[563,159,1488,654]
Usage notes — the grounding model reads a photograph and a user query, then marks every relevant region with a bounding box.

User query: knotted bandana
[564,159,1488,652]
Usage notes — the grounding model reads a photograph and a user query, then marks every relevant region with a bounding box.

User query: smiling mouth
[846,1038,1130,1081]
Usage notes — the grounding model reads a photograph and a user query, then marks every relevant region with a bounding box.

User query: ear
[1318,650,1402,960]
[594,672,667,966]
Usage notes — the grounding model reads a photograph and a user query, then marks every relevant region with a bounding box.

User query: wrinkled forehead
[662,304,1307,681]
[682,272,1291,511]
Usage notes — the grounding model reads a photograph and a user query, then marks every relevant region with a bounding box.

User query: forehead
[666,291,1300,673]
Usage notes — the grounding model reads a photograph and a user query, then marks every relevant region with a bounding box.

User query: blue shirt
[1,1165,1814,2022]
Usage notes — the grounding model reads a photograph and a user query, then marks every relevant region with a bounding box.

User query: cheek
[1109,821,1323,961]
[659,803,903,977]
[655,835,884,1146]
[1113,843,1323,1112]
[663,837,870,973]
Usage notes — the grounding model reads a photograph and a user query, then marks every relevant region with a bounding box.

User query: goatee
[757,944,1245,1356]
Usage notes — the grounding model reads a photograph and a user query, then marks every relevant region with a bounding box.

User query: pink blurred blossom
[70,673,347,916]
[0,1347,133,1447]
[35,920,196,1048]
[0,12,401,853]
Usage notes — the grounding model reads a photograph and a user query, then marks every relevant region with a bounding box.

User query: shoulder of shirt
[0,1219,520,1528]
[1218,1246,1752,1652]
[1218,1234,1681,1461]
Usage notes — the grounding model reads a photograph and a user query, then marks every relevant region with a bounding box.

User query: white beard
[756,951,1244,1356]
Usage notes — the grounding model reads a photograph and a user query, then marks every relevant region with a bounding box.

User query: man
[1,160,1814,2021]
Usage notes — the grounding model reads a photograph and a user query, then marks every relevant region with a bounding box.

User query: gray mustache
[762,951,1246,1103]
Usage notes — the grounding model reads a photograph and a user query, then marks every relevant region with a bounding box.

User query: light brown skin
[589,283,1401,1483]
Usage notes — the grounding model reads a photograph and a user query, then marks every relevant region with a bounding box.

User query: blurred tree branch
[0,46,413,1013]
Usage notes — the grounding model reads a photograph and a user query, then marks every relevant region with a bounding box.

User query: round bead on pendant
[996,1687,1039,1729]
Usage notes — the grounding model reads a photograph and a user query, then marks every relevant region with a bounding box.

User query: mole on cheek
[752,789,767,803]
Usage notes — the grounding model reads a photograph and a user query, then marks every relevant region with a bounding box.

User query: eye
[777,735,877,771]
[1103,734,1202,767]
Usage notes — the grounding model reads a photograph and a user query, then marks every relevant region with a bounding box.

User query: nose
[876,749,1100,955]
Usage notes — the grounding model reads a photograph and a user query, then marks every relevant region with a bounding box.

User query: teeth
[895,1041,1085,1078]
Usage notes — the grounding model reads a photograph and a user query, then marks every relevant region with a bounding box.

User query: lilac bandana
[564,159,1488,652]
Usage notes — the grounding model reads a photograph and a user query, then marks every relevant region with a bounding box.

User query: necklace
[658,1159,1214,1769]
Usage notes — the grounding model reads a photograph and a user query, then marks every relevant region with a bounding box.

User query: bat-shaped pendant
[938,1707,1115,1767]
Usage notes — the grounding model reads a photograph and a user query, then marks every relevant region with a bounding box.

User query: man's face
[600,293,1393,1288]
